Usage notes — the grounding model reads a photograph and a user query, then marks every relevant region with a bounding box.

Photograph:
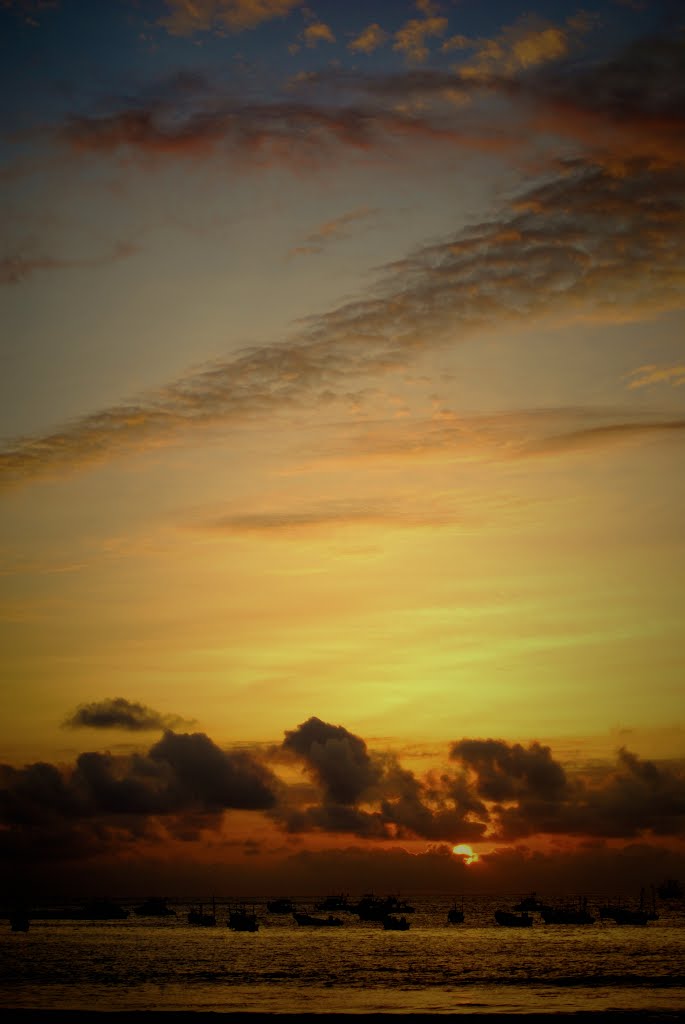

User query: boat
[188,900,216,926]
[447,898,464,924]
[494,909,533,927]
[68,900,129,920]
[314,893,352,913]
[657,879,683,900]
[609,906,649,926]
[540,897,594,925]
[133,898,176,917]
[228,906,258,932]
[513,892,548,913]
[266,897,295,914]
[293,911,343,927]
[10,909,30,932]
[355,894,415,921]
[382,914,410,930]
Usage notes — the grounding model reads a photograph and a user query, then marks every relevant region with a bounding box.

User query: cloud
[303,22,335,48]
[159,0,299,36]
[309,407,685,468]
[0,241,138,286]
[449,738,685,842]
[200,497,455,535]
[442,12,587,77]
[394,13,448,64]
[0,727,280,866]
[59,92,463,169]
[288,205,378,257]
[450,738,568,803]
[149,730,278,811]
[2,717,685,881]
[3,156,684,489]
[63,697,195,732]
[275,717,486,842]
[282,716,381,805]
[625,364,685,390]
[349,23,387,56]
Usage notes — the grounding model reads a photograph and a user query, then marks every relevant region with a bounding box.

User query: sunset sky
[1,0,684,898]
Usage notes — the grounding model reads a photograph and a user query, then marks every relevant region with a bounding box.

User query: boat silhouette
[188,900,216,926]
[447,898,464,924]
[314,893,352,913]
[266,897,295,914]
[10,908,30,932]
[382,914,410,930]
[228,905,258,931]
[494,909,533,927]
[293,911,343,927]
[134,898,176,917]
[540,897,594,924]
[513,892,549,913]
[355,894,415,920]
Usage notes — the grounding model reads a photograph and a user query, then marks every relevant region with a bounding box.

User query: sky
[1,0,684,899]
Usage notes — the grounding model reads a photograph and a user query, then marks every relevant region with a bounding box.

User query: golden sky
[1,0,684,896]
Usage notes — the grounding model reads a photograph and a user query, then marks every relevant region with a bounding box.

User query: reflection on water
[2,896,684,1014]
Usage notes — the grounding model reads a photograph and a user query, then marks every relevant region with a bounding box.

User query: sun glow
[452,844,479,865]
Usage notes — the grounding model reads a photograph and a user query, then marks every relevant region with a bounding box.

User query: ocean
[2,895,684,1016]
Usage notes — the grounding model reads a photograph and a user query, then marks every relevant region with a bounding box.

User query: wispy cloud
[2,36,684,488]
[625,364,685,390]
[303,21,335,48]
[393,8,448,65]
[288,205,378,257]
[2,156,684,488]
[0,240,138,286]
[348,23,387,56]
[159,0,300,36]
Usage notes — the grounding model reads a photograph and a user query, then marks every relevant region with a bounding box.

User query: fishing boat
[266,897,295,914]
[494,909,533,927]
[657,878,683,900]
[10,908,30,932]
[188,900,216,926]
[382,914,410,930]
[355,894,415,921]
[447,898,464,924]
[314,893,352,913]
[133,898,176,917]
[68,900,129,920]
[228,906,258,932]
[513,892,548,913]
[293,911,343,927]
[540,897,594,925]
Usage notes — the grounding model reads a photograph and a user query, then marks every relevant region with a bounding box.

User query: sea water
[2,896,684,1015]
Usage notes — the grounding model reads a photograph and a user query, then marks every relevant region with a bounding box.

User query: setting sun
[452,844,479,865]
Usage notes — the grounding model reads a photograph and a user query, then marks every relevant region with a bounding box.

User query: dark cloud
[2,718,685,885]
[276,717,486,842]
[282,716,381,805]
[150,729,277,811]
[64,697,195,732]
[0,728,279,867]
[450,738,568,803]
[448,738,685,842]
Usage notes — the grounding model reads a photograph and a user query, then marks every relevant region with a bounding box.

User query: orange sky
[1,0,684,896]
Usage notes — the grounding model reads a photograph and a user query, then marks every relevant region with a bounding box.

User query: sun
[452,843,479,865]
